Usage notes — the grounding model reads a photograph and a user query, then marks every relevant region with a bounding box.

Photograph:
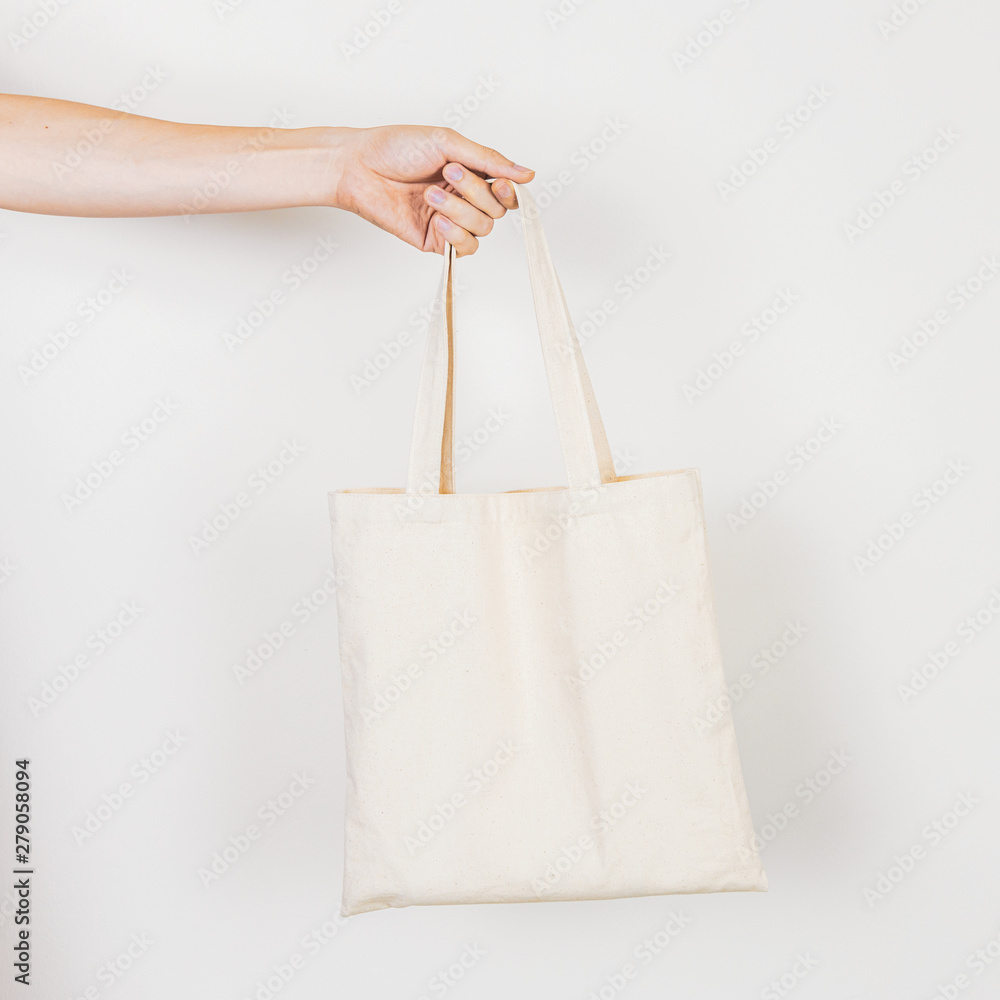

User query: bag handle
[405,181,617,495]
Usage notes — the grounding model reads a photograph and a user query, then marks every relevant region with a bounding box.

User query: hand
[329,125,535,257]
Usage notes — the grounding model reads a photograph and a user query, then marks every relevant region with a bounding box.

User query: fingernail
[496,180,512,198]
[443,163,463,182]
[436,216,452,230]
[427,186,446,205]
[512,164,531,172]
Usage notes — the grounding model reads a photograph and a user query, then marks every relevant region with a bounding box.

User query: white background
[2,0,1000,997]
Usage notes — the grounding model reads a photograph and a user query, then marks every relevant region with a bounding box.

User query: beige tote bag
[328,181,766,916]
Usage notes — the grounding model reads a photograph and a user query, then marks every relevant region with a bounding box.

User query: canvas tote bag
[328,181,767,916]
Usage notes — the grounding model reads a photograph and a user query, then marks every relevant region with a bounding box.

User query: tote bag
[328,181,766,916]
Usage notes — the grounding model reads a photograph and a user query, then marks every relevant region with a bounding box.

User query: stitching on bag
[329,467,699,498]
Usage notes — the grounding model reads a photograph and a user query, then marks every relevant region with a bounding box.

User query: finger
[490,178,518,211]
[433,214,479,257]
[441,162,506,219]
[424,184,495,237]
[438,128,535,184]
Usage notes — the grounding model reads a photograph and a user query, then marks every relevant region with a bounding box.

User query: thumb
[438,128,534,181]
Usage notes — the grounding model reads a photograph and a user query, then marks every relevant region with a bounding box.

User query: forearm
[0,94,347,217]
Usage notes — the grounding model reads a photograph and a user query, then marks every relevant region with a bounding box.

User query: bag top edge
[326,467,701,497]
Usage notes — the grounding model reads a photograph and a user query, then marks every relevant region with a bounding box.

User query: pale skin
[0,94,536,256]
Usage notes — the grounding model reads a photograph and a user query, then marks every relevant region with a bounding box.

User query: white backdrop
[2,1,1000,997]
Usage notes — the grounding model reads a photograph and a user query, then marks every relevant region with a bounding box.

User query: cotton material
[328,181,766,915]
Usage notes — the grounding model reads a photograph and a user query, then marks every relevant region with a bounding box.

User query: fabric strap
[405,181,616,494]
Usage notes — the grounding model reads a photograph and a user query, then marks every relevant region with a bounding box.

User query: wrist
[295,125,357,211]
[239,124,356,213]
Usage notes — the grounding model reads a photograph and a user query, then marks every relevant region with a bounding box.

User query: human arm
[0,94,535,255]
